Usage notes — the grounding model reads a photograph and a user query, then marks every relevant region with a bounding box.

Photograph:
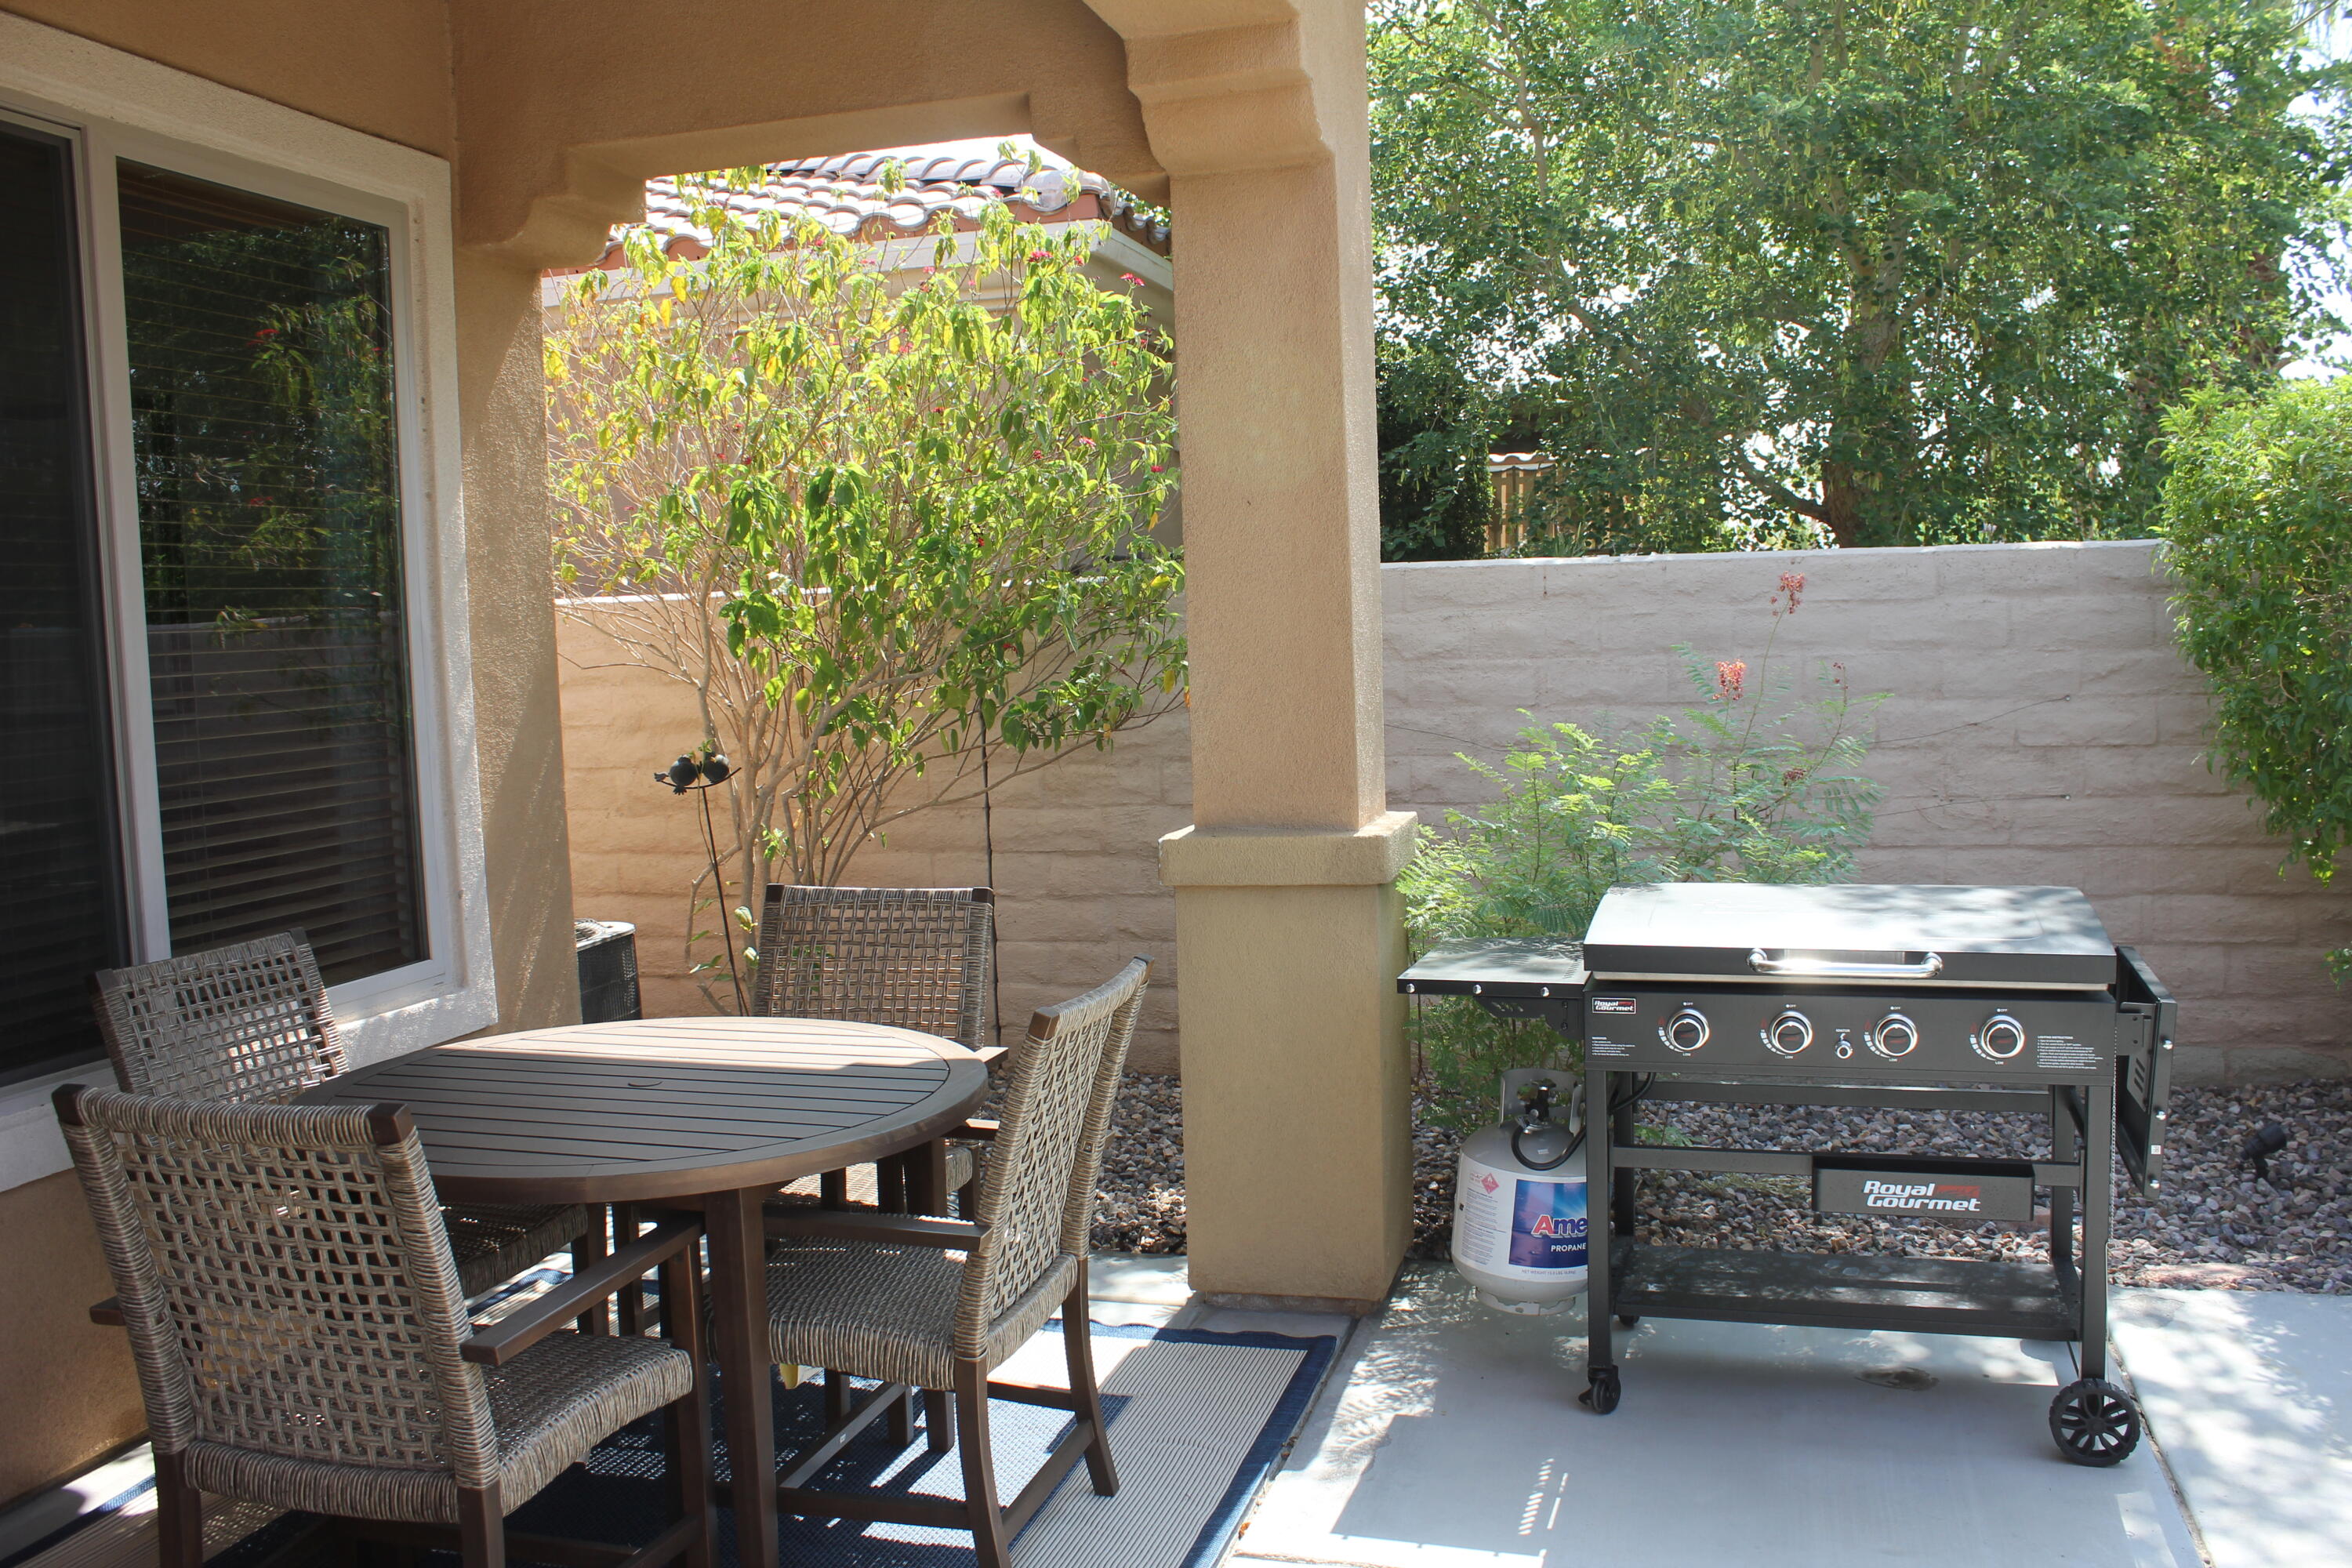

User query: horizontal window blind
[119,161,426,986]
[0,124,127,1085]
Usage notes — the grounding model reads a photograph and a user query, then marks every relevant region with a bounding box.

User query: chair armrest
[462,1219,701,1367]
[950,1119,999,1142]
[973,1045,1008,1067]
[89,1298,123,1327]
[764,1210,987,1249]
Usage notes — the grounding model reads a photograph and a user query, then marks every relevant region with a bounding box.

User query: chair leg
[613,1205,644,1334]
[572,1219,609,1336]
[823,1368,851,1426]
[926,1385,956,1454]
[456,1486,505,1568]
[154,1452,203,1568]
[887,1385,915,1448]
[1062,1260,1118,1495]
[954,1356,1011,1568]
[660,1243,717,1568]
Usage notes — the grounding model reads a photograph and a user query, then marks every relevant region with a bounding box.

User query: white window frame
[0,15,497,1190]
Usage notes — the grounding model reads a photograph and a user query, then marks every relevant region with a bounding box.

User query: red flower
[1715,659,1747,702]
[251,327,278,341]
[1028,249,1050,262]
[1774,571,1805,612]
[1782,766,1807,786]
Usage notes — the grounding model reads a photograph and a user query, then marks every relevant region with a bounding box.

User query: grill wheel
[2049,1377,2142,1465]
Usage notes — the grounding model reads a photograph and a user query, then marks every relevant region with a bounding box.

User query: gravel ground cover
[1095,1073,2352,1292]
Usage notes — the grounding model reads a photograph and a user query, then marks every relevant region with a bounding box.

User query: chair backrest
[751,886,993,1050]
[55,1085,494,1486]
[956,957,1149,1352]
[91,932,345,1102]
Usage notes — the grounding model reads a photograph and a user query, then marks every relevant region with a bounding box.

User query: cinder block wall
[558,540,2352,1083]
[1384,540,2351,1083]
[556,608,1192,1071]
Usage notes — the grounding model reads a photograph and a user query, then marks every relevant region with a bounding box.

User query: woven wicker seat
[91,933,593,1298]
[753,885,996,1211]
[56,1086,713,1568]
[757,957,1150,1568]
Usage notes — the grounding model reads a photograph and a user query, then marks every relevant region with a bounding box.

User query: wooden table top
[299,1015,990,1204]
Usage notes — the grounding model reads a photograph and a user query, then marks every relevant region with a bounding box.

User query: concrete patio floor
[8,1255,2345,1568]
[1226,1263,2352,1568]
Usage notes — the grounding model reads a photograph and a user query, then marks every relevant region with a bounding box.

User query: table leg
[703,1186,776,1568]
[906,1141,949,1217]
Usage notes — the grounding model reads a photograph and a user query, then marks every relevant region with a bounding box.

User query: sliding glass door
[0,117,433,1087]
[0,120,126,1084]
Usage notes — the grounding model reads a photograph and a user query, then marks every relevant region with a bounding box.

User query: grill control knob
[1763,1011,1813,1056]
[1869,1013,1920,1059]
[1974,1013,2027,1061]
[1661,1007,1711,1054]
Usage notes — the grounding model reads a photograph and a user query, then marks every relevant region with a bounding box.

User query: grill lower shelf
[1612,1243,2080,1340]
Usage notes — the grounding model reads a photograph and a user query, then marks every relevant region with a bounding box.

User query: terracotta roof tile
[568,145,1170,274]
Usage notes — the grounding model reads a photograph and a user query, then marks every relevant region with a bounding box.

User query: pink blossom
[1775,571,1806,612]
[1782,766,1807,786]
[1715,659,1747,702]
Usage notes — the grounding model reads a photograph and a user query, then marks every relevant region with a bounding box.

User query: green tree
[549,172,1184,1005]
[1372,0,2352,554]
[2160,379,2352,977]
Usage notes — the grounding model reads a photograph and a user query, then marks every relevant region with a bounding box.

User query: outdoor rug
[29,1314,1334,1568]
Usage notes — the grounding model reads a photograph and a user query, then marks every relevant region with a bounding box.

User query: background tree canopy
[1371,0,2352,557]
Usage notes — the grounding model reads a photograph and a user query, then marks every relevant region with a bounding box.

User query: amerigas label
[1457,1152,1588,1276]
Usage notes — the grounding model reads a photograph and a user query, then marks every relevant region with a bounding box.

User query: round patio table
[299,1014,991,1568]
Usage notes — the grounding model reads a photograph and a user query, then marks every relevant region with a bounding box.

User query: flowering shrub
[1401,574,1885,1127]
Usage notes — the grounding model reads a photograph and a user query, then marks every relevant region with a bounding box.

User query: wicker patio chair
[752,884,1000,1211]
[90,933,594,1300]
[55,1085,713,1568]
[755,956,1151,1568]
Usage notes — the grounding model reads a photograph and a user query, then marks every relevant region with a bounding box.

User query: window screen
[118,162,426,985]
[0,123,126,1085]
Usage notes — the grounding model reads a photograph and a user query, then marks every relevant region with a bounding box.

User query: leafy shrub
[2160,382,2352,978]
[1401,575,1885,1126]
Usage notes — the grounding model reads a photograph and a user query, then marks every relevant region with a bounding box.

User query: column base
[1162,814,1417,1305]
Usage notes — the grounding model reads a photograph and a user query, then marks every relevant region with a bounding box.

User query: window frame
[0,17,496,1187]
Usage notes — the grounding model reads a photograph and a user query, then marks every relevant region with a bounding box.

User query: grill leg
[2049,1087,2078,1283]
[1610,1093,1638,1237]
[2080,1081,2114,1381]
[1582,1065,1616,1402]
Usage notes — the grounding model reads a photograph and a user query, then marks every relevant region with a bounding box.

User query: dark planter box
[575,919,641,1024]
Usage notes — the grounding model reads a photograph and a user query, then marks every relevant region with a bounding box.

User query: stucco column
[1122,2,1417,1307]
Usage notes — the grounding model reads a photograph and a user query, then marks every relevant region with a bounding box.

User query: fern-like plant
[1402,575,1886,1126]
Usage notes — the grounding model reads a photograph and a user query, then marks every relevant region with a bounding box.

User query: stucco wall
[563,539,2352,1085]
[557,608,1192,1071]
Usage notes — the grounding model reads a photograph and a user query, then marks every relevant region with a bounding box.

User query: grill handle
[1747,948,1945,980]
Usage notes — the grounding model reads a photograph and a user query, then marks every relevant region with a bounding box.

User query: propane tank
[1453,1077,1589,1314]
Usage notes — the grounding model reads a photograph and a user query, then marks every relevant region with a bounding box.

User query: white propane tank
[1453,1074,1588,1314]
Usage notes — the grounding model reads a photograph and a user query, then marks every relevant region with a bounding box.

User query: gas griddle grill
[1399,884,2176,1465]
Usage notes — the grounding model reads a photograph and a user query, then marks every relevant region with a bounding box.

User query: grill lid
[1582,884,2117,990]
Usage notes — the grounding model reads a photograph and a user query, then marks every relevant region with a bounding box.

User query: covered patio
[0,0,1408,1536]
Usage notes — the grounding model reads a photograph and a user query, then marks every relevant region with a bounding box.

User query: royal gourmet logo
[1861,1178,1984,1213]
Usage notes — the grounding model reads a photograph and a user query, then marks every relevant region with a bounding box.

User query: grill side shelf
[2114,945,2176,1195]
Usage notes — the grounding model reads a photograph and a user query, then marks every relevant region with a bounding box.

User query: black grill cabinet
[1399,884,2176,1465]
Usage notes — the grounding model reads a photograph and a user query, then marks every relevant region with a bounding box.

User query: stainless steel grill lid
[1581,884,2117,990]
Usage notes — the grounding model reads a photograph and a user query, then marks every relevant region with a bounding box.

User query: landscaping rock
[1094,1072,2352,1294]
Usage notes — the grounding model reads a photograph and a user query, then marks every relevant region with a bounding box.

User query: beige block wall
[556,606,1192,1071]
[1384,541,2352,1083]
[563,539,2352,1087]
